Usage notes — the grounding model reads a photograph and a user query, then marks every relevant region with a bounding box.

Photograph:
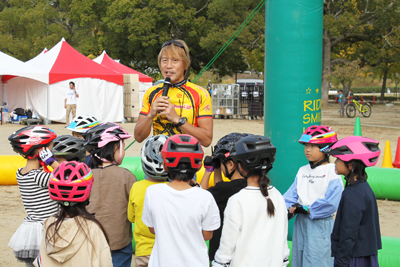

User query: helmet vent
[64,170,72,180]
[59,186,73,191]
[156,168,163,172]
[369,156,378,163]
[50,192,57,197]
[62,194,69,198]
[49,184,55,189]
[180,136,190,142]
[166,157,176,163]
[73,194,84,199]
[363,142,380,152]
[77,186,86,191]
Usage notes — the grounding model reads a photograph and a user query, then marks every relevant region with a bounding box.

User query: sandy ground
[0,102,399,266]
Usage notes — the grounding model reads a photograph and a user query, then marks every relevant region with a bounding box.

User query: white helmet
[67,114,100,133]
[141,135,169,180]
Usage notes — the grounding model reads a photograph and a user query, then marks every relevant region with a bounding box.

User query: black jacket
[331,180,381,267]
[207,179,247,261]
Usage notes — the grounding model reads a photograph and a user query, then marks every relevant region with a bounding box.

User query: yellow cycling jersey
[140,80,213,136]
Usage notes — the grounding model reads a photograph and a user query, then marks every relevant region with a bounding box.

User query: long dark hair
[46,201,109,250]
[345,159,367,187]
[90,141,120,168]
[239,160,275,217]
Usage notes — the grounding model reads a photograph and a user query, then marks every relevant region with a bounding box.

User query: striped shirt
[16,168,59,223]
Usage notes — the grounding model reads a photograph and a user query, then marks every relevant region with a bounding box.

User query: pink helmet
[321,136,381,167]
[299,125,338,146]
[48,161,93,206]
[84,122,132,154]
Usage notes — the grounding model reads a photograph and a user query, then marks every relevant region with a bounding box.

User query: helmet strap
[114,140,123,165]
[27,154,51,173]
[309,157,329,169]
[222,160,236,180]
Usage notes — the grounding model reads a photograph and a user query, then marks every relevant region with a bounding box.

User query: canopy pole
[46,85,50,125]
[1,75,3,125]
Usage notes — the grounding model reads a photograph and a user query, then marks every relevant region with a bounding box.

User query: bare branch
[196,0,210,14]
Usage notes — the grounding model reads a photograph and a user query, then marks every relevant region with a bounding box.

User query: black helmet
[52,135,86,162]
[230,135,276,171]
[213,133,253,161]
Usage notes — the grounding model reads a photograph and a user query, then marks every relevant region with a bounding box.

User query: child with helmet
[33,161,112,267]
[142,134,220,267]
[52,135,86,163]
[212,135,289,267]
[199,132,252,262]
[283,125,344,267]
[84,122,137,267]
[66,114,100,165]
[322,136,382,267]
[8,126,60,266]
[127,135,169,267]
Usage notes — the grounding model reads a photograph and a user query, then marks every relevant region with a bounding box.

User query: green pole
[264,0,324,239]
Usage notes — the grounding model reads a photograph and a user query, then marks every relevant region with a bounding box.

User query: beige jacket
[34,216,112,267]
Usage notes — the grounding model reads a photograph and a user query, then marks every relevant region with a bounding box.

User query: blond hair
[158,40,191,78]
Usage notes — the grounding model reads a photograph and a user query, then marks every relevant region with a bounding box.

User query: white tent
[4,38,124,123]
[0,51,48,115]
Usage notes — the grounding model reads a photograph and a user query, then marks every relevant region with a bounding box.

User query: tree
[322,0,400,107]
[327,59,364,117]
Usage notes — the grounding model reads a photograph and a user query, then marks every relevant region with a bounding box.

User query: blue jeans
[292,214,334,267]
[111,242,133,267]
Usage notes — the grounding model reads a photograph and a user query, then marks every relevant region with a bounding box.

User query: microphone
[162,78,171,97]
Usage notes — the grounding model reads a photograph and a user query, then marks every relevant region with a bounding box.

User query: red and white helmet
[321,136,381,167]
[299,125,338,146]
[8,126,57,157]
[161,134,204,172]
[49,161,93,206]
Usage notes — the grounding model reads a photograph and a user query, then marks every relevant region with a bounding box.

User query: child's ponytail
[259,171,275,217]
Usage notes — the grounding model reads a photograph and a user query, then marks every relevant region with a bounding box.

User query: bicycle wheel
[361,103,372,118]
[346,104,356,118]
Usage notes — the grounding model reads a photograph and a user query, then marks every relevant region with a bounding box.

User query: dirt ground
[0,102,399,266]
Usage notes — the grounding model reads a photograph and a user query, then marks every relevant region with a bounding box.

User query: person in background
[85,122,137,267]
[66,114,100,165]
[207,80,212,96]
[142,134,220,267]
[8,126,59,267]
[322,136,382,267]
[134,40,213,147]
[338,90,344,113]
[128,135,169,267]
[33,161,112,267]
[65,81,79,127]
[52,135,86,163]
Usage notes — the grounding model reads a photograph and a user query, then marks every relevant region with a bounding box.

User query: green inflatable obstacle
[287,237,400,267]
[366,167,400,201]
[120,156,145,181]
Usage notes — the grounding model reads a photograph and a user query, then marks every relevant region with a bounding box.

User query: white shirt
[213,186,290,267]
[65,88,79,105]
[296,163,342,206]
[142,184,220,267]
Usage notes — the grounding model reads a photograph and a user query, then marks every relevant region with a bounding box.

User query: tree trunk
[380,66,388,101]
[321,30,331,108]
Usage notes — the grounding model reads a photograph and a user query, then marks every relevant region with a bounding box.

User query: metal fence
[211,84,240,118]
[238,83,264,119]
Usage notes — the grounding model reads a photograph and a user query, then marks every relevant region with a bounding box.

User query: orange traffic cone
[393,137,400,168]
[382,141,394,168]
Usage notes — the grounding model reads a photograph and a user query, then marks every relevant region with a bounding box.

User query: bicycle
[346,98,372,118]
